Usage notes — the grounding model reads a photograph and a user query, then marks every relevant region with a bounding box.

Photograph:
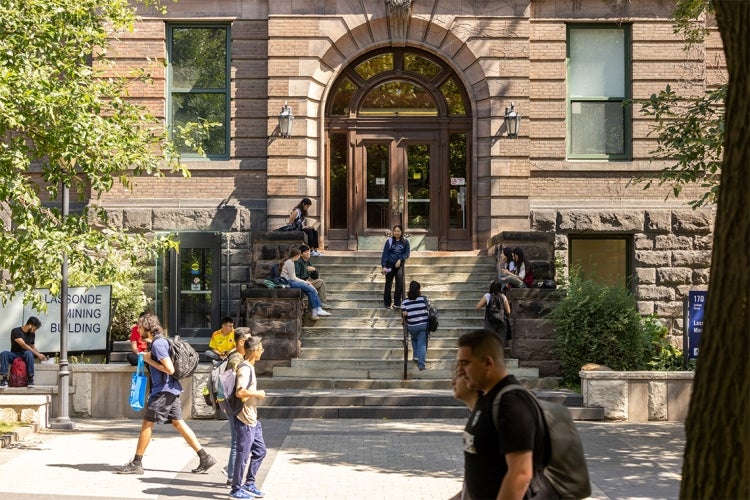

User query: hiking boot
[26,375,34,388]
[191,454,217,473]
[114,460,144,475]
[242,483,266,498]
[0,378,7,388]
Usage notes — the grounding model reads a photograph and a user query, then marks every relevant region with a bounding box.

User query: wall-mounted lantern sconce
[504,102,521,138]
[278,101,294,138]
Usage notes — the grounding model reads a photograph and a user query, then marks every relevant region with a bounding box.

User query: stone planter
[580,370,694,422]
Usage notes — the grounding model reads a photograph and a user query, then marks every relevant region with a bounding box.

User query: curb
[0,424,38,449]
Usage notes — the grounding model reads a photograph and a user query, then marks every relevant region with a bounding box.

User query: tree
[678,2,750,498]
[0,0,190,310]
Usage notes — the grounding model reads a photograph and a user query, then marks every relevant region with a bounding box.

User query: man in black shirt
[456,329,551,500]
[0,316,46,387]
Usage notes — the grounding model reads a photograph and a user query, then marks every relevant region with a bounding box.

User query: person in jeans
[0,316,45,388]
[281,248,330,320]
[221,327,251,486]
[114,313,216,476]
[229,336,268,499]
[401,281,429,371]
[381,224,410,309]
[295,244,329,307]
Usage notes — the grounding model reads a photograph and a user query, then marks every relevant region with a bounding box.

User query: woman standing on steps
[380,224,410,309]
[401,280,429,371]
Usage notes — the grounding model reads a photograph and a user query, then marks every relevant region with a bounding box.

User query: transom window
[567,25,631,159]
[329,48,468,117]
[167,24,230,159]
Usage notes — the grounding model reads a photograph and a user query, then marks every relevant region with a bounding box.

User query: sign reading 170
[685,290,707,360]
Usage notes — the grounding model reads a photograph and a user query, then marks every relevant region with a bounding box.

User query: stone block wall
[531,208,714,343]
[507,288,560,377]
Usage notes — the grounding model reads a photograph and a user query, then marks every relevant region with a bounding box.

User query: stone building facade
[95,0,722,342]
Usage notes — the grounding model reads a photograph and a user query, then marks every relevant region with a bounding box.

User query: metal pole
[51,184,75,430]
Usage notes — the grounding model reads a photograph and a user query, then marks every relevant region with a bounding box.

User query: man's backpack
[218,362,252,416]
[8,357,28,387]
[493,384,591,499]
[204,357,231,409]
[486,293,505,324]
[166,338,199,379]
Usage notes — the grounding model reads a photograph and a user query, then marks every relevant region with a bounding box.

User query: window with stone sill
[567,24,632,160]
[167,24,230,159]
[569,235,632,289]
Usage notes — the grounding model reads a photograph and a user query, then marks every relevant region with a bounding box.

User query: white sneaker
[311,250,322,256]
[316,308,331,316]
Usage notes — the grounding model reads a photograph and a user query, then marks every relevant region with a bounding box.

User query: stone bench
[0,394,51,429]
[108,339,213,363]
[580,370,694,421]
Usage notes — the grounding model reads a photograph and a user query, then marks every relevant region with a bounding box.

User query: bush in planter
[549,272,649,385]
[642,314,686,371]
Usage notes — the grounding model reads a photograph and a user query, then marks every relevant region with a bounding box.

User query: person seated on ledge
[498,246,534,289]
[295,244,329,308]
[127,312,151,366]
[289,197,323,256]
[282,247,331,320]
[0,316,45,388]
[206,317,236,364]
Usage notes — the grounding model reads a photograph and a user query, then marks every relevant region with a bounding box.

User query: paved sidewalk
[0,418,684,499]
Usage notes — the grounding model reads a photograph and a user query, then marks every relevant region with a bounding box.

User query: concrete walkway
[0,418,684,499]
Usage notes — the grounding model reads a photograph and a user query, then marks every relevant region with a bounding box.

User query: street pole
[51,183,75,430]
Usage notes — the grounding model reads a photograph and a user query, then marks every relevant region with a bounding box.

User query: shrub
[642,314,686,371]
[549,272,649,385]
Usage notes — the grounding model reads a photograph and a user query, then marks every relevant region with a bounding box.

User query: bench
[108,339,214,363]
[0,394,51,428]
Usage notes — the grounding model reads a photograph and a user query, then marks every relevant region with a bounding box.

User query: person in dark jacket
[380,225,410,308]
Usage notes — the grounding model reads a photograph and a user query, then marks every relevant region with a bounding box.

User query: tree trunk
[680,4,750,499]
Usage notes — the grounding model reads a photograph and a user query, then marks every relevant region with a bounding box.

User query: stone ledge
[580,370,693,422]
[0,394,51,428]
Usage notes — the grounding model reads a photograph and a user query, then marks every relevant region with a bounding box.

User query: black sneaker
[27,376,34,388]
[114,460,144,475]
[0,378,7,388]
[191,454,217,473]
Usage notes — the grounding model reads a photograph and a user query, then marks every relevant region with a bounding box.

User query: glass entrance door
[157,232,221,338]
[361,135,434,235]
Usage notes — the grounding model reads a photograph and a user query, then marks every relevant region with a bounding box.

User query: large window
[569,236,631,288]
[567,25,631,159]
[167,25,230,159]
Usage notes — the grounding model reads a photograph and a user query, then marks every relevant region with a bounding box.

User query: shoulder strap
[492,384,548,471]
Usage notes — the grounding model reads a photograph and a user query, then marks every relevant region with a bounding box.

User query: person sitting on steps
[0,316,45,388]
[281,248,331,320]
[295,244,329,309]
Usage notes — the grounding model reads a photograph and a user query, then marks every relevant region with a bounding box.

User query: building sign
[450,177,466,186]
[684,290,707,360]
[0,286,112,353]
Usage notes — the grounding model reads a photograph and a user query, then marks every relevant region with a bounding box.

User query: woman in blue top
[401,280,429,370]
[380,224,410,308]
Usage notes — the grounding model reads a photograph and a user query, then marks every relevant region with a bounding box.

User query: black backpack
[493,385,592,499]
[486,293,505,324]
[424,296,439,332]
[166,337,200,379]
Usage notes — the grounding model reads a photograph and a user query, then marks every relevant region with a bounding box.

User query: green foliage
[642,314,687,370]
[549,271,649,385]
[0,0,192,310]
[638,84,724,208]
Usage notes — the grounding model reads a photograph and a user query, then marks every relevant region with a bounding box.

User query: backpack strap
[491,384,549,471]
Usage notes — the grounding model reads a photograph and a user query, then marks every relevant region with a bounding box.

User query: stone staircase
[257,252,603,419]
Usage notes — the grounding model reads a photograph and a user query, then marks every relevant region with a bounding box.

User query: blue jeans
[407,323,428,370]
[0,350,35,377]
[231,418,267,492]
[290,280,321,309]
[226,411,238,478]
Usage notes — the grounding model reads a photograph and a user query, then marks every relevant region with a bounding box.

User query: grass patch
[0,422,21,434]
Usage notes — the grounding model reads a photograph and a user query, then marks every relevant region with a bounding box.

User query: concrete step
[327,299,480,309]
[301,337,463,349]
[325,282,493,293]
[299,317,484,328]
[272,366,541,379]
[260,376,561,390]
[295,348,520,367]
[288,358,520,370]
[252,388,600,420]
[301,327,475,338]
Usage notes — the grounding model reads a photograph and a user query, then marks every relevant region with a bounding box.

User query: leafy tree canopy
[0,0,186,309]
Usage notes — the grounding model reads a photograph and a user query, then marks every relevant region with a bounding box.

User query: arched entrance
[325,48,472,251]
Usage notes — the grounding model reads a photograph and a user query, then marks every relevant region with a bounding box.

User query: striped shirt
[401,296,429,326]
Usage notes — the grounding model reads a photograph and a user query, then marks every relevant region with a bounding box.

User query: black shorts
[144,392,182,424]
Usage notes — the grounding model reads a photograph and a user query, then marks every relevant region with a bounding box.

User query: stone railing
[580,369,694,421]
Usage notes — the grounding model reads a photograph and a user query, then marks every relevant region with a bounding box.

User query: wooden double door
[327,129,471,250]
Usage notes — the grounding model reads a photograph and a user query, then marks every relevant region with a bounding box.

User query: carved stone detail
[385,0,413,46]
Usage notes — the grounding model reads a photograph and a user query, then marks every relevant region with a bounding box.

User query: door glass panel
[329,133,348,229]
[366,144,390,229]
[179,248,213,329]
[448,133,467,229]
[407,144,430,229]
